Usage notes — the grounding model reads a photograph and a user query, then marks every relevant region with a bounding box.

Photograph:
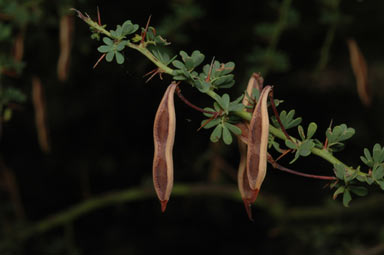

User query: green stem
[13,184,239,242]
[127,43,174,75]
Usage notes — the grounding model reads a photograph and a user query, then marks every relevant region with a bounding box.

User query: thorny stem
[73,8,362,177]
[267,154,337,180]
[175,85,217,115]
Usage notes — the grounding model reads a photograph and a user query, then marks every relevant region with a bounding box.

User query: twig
[267,154,337,181]
[175,85,217,115]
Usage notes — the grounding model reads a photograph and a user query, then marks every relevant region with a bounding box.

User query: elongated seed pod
[32,76,50,153]
[247,85,272,191]
[237,141,258,221]
[235,74,264,219]
[153,83,177,212]
[58,14,74,82]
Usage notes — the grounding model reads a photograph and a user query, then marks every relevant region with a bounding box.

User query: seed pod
[32,76,50,153]
[247,85,272,191]
[347,39,370,107]
[58,14,74,82]
[237,141,258,221]
[153,83,177,212]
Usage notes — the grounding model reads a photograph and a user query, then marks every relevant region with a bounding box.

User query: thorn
[205,57,215,82]
[93,53,106,69]
[143,68,161,83]
[160,200,168,213]
[141,15,152,45]
[96,6,101,26]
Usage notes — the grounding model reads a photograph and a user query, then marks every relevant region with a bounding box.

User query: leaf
[298,139,315,157]
[376,180,384,190]
[342,189,352,207]
[285,139,297,150]
[347,39,371,107]
[106,51,114,62]
[210,124,223,143]
[224,122,242,136]
[152,83,177,212]
[246,86,272,191]
[333,186,345,200]
[334,164,345,180]
[103,37,113,45]
[372,144,384,163]
[115,51,124,64]
[349,186,368,197]
[201,118,220,129]
[298,125,305,140]
[222,125,232,145]
[220,94,230,112]
[307,122,317,139]
[97,45,112,53]
[372,164,384,180]
[172,60,185,70]
[191,50,205,67]
[115,40,126,51]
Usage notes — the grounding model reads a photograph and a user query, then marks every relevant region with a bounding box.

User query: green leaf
[97,45,112,53]
[106,51,114,62]
[172,60,185,70]
[343,189,352,207]
[273,110,302,130]
[194,80,211,93]
[333,186,345,200]
[201,118,220,129]
[333,164,345,180]
[373,144,384,163]
[285,139,297,150]
[115,41,126,51]
[222,125,232,145]
[372,164,384,180]
[298,139,315,157]
[298,125,305,140]
[344,168,358,183]
[349,186,368,197]
[220,94,230,112]
[307,122,317,139]
[376,180,384,190]
[191,50,205,67]
[121,20,139,35]
[224,122,242,136]
[210,124,223,143]
[103,37,113,45]
[115,51,124,64]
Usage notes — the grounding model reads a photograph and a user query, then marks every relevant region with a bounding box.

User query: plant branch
[175,85,217,115]
[11,184,240,243]
[267,154,337,180]
[73,8,363,178]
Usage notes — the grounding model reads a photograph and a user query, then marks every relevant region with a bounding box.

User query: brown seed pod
[347,39,371,107]
[237,141,258,221]
[246,85,272,191]
[32,76,50,153]
[153,83,177,212]
[57,14,74,82]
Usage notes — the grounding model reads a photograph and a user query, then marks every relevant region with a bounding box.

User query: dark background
[1,0,384,254]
